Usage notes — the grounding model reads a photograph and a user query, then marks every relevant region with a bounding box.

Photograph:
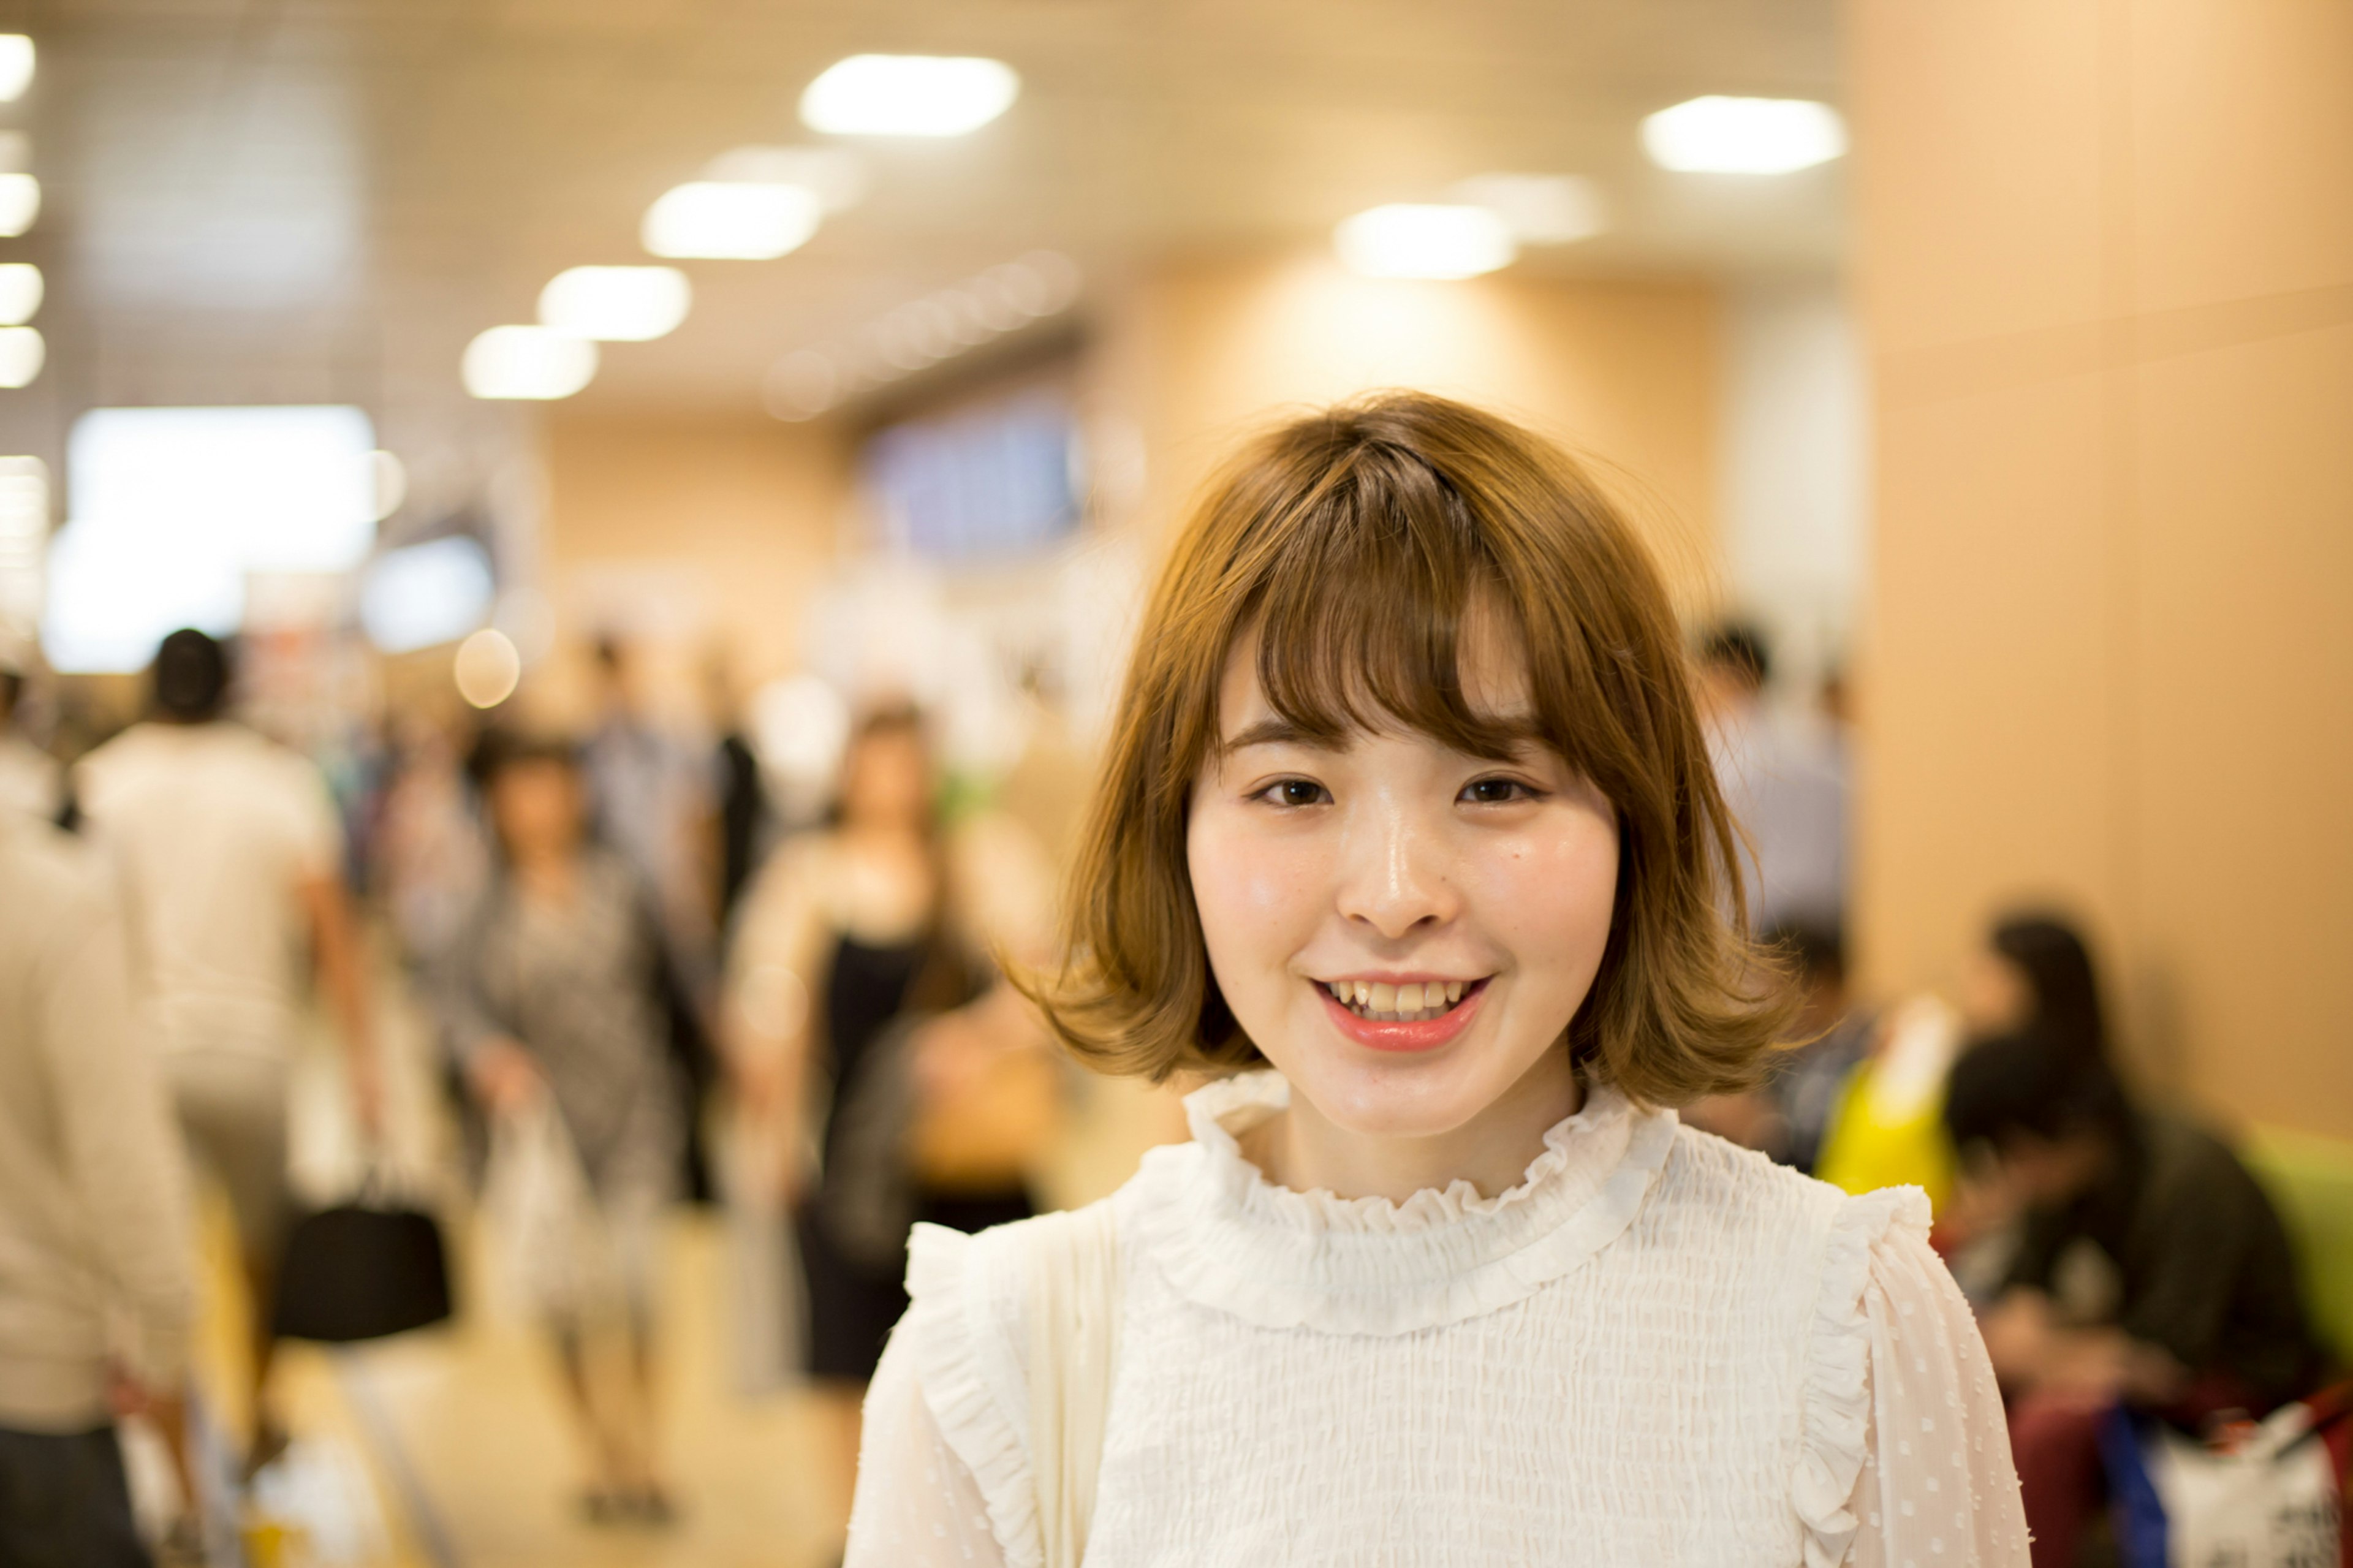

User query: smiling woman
[843,394,2030,1568]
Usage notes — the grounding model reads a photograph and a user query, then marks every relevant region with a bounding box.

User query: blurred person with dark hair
[724,702,1057,1546]
[72,629,379,1476]
[1696,618,1849,933]
[0,807,199,1567]
[583,636,715,938]
[1944,1036,2324,1566]
[1960,910,2109,1066]
[582,635,722,1202]
[371,708,490,971]
[0,647,63,826]
[1767,921,1873,1172]
[1682,920,1873,1171]
[437,729,689,1524]
[704,651,768,925]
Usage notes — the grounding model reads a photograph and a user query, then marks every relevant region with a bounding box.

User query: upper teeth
[1325,979,1466,1020]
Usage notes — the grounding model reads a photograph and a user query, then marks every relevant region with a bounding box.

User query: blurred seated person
[1944,1035,2325,1567]
[1683,920,1870,1172]
[1959,909,2110,1068]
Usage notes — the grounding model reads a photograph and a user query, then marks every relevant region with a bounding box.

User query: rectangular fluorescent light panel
[800,55,1018,137]
[1335,204,1517,280]
[1642,97,1846,175]
[463,325,597,400]
[44,406,378,672]
[642,181,822,260]
[539,266,691,341]
[0,37,31,104]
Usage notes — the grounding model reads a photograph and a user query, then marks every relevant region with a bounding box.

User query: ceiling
[3,0,1843,447]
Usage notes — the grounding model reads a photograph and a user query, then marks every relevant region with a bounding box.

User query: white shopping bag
[479,1097,626,1324]
[2107,1399,2343,1567]
[716,1102,805,1399]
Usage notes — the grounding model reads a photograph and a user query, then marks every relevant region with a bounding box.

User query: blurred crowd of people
[0,626,1063,1564]
[1683,620,2340,1566]
[0,614,2341,1568]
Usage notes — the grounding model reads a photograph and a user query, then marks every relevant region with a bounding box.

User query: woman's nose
[1335,802,1459,939]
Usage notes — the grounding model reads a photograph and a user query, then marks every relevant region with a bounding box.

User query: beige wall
[536,258,1729,710]
[536,410,851,710]
[1851,0,2353,1136]
[1097,256,1726,612]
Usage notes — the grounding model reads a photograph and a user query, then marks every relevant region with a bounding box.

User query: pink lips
[1316,977,1490,1054]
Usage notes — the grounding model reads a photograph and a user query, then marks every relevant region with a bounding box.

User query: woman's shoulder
[1646,1122,1935,1323]
[1659,1118,1930,1237]
[896,1203,1124,1563]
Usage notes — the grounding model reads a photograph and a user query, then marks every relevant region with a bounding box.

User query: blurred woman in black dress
[722,704,1058,1546]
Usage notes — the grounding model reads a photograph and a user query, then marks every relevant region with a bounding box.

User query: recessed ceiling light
[0,327,40,388]
[642,181,822,260]
[800,55,1019,137]
[539,265,691,341]
[1333,205,1517,280]
[0,174,38,238]
[0,37,32,104]
[1450,174,1607,245]
[1642,97,1846,175]
[461,326,597,400]
[0,263,39,326]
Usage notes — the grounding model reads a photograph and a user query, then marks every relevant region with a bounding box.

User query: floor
[152,958,1184,1568]
[172,1208,838,1568]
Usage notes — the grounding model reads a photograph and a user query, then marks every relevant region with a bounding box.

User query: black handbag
[272,1176,454,1343]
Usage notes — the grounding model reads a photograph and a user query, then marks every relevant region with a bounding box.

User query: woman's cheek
[1471,814,1618,954]
[1189,808,1317,961]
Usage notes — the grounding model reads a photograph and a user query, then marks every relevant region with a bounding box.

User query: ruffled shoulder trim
[1793,1185,1933,1568]
[903,1222,1044,1568]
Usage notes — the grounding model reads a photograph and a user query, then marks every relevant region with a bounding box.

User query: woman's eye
[1461,777,1537,805]
[1257,779,1329,808]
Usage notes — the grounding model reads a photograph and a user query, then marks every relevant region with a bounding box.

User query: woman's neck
[1243,1047,1584,1203]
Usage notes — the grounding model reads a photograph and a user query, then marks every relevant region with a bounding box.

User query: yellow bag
[1813,994,1960,1213]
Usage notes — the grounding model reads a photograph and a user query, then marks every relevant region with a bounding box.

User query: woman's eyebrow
[1218,715,1332,756]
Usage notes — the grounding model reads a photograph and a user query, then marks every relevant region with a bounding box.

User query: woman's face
[1186,621,1620,1142]
[1960,947,2034,1036]
[840,727,931,832]
[489,758,585,863]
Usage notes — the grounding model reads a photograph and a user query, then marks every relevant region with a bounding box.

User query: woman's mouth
[1313,976,1490,1051]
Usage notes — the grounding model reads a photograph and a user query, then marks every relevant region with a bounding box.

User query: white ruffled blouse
[846,1072,2029,1567]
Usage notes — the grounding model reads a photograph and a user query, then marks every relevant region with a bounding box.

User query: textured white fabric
[847,1071,2028,1567]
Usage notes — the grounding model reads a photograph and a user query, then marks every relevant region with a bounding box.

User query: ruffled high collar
[1126,1069,1678,1336]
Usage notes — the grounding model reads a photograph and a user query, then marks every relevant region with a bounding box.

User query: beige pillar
[1851,0,2353,1136]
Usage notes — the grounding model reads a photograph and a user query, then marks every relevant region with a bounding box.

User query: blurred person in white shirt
[73,629,380,1476]
[1696,621,1849,933]
[0,806,199,1567]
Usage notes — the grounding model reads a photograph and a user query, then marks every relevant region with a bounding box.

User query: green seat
[2246,1125,2353,1372]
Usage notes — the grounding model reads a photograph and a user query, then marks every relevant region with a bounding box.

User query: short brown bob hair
[1031,392,1785,1107]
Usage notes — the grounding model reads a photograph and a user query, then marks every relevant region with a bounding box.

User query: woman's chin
[1280,1050,1506,1143]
